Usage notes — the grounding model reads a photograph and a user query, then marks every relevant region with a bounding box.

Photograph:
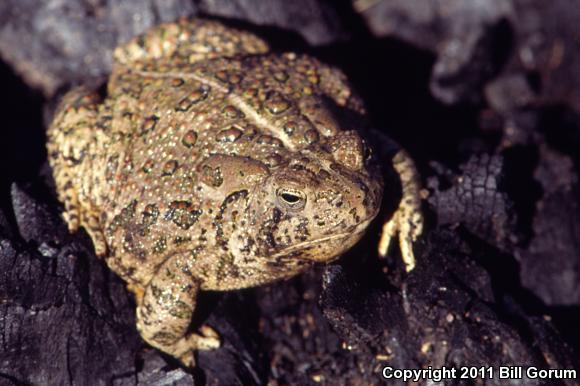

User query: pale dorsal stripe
[133,69,297,151]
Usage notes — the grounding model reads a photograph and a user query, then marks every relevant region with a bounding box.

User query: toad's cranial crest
[47,18,423,367]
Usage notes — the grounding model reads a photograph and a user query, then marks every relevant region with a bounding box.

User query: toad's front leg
[378,149,424,272]
[136,254,220,367]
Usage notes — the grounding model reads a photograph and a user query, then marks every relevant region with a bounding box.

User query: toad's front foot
[136,253,222,367]
[171,325,221,367]
[378,150,424,272]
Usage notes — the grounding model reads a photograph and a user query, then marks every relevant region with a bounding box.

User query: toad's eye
[276,188,306,211]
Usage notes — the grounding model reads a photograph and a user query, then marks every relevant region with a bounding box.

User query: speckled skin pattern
[47,19,423,366]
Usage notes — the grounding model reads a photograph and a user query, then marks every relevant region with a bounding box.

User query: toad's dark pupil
[281,193,301,204]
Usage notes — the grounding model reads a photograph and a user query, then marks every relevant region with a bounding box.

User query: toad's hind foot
[82,210,107,256]
[378,150,424,272]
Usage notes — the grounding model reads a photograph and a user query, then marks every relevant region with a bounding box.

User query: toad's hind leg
[136,254,220,367]
[112,18,269,69]
[47,87,107,256]
[378,149,424,272]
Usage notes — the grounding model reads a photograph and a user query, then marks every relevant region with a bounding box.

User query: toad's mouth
[269,231,354,259]
[266,211,378,260]
[271,214,377,259]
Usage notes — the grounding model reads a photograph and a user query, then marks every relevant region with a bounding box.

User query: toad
[47,18,423,366]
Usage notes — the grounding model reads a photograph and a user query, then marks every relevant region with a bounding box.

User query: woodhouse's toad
[47,18,423,366]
